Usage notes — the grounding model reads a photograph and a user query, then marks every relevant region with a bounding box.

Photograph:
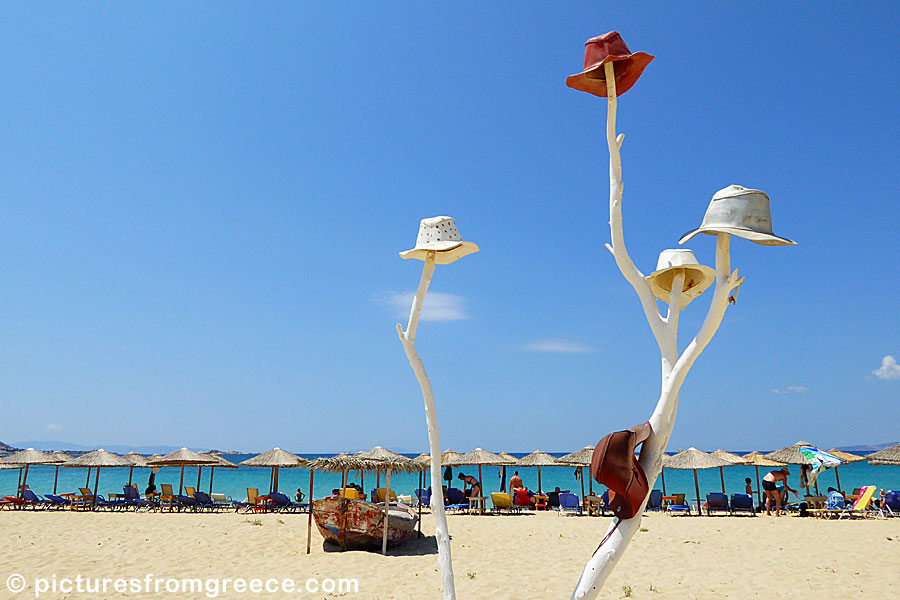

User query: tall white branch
[569,61,741,600]
[396,253,457,600]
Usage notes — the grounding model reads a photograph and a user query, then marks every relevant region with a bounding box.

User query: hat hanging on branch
[399,216,479,265]
[565,31,654,97]
[645,249,715,307]
[679,185,796,246]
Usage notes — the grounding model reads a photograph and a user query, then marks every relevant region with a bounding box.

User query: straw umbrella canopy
[239,447,307,494]
[710,449,747,494]
[662,448,731,516]
[559,446,595,501]
[765,440,824,494]
[413,453,431,465]
[305,453,363,555]
[498,452,519,464]
[865,443,900,465]
[148,448,219,495]
[0,448,66,496]
[741,452,786,505]
[516,450,563,494]
[66,449,132,508]
[204,453,238,494]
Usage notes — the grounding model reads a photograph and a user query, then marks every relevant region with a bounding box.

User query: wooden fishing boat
[312,496,418,550]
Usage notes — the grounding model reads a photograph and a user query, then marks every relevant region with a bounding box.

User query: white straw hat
[645,249,715,306]
[399,216,479,265]
[678,185,796,246]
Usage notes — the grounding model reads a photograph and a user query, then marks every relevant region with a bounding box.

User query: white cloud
[873,355,900,380]
[382,292,469,322]
[46,423,63,431]
[524,339,592,354]
[771,385,809,395]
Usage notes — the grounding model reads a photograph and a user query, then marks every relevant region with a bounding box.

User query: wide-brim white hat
[399,216,479,265]
[646,249,715,306]
[679,185,796,246]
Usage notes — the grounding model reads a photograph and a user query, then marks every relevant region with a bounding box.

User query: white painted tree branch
[396,253,457,600]
[569,61,741,600]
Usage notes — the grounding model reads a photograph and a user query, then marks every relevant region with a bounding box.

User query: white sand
[1,509,898,599]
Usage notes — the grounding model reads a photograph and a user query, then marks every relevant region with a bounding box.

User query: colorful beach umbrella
[797,446,842,487]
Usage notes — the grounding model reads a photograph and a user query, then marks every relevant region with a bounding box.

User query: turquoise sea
[3,452,898,506]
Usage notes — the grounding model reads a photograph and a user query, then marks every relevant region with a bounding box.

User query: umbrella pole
[661,468,666,496]
[537,466,542,495]
[377,468,380,489]
[128,466,134,486]
[306,469,314,555]
[179,465,185,496]
[755,465,762,506]
[417,471,422,537]
[197,466,202,492]
[834,466,842,494]
[360,470,364,491]
[580,466,585,508]
[209,467,215,494]
[693,469,701,516]
[478,465,484,514]
[20,464,30,497]
[274,466,279,493]
[719,466,725,493]
[93,467,100,509]
[382,468,392,555]
[53,465,60,495]
[85,467,91,489]
[17,467,24,495]
[338,469,348,550]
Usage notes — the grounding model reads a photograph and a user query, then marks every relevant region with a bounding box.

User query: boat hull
[312,497,418,550]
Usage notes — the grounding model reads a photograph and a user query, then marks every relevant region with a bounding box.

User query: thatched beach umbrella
[306,453,369,555]
[0,448,66,497]
[355,446,423,554]
[66,449,132,508]
[148,448,218,495]
[560,446,595,500]
[663,448,731,516]
[121,452,148,486]
[496,452,519,494]
[239,447,306,495]
[50,451,73,494]
[711,449,747,493]
[516,450,563,494]
[448,448,515,511]
[204,453,238,494]
[865,443,900,465]
[741,451,786,505]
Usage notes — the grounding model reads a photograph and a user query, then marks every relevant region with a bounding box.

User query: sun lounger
[558,492,581,516]
[490,492,519,515]
[665,493,692,516]
[232,488,267,513]
[730,493,755,516]
[415,488,431,508]
[268,491,306,513]
[810,485,878,519]
[645,490,663,512]
[121,484,156,511]
[882,490,900,517]
[705,492,729,515]
[44,494,71,510]
[445,487,468,511]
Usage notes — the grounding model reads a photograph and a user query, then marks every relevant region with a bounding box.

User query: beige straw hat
[645,249,715,306]
[399,216,479,265]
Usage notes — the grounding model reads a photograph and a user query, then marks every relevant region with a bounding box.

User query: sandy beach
[2,509,898,599]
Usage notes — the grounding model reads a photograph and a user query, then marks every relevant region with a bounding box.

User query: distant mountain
[0,440,19,453]
[835,441,898,452]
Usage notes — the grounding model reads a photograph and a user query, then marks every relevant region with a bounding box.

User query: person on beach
[762,467,797,516]
[458,473,481,498]
[826,487,844,510]
[294,488,305,504]
[745,477,753,495]
[508,470,524,495]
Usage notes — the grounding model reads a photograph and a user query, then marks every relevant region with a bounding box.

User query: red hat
[566,31,654,97]
[590,422,653,520]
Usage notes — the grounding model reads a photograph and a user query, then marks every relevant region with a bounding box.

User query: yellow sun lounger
[809,485,877,520]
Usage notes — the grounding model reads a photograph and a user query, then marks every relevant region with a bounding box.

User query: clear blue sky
[2,3,898,453]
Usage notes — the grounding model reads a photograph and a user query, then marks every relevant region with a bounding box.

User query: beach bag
[590,422,652,519]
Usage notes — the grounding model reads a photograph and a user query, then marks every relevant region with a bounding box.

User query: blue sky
[1,3,898,453]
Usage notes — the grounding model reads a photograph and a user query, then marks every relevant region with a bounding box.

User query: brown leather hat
[590,422,652,519]
[566,31,654,97]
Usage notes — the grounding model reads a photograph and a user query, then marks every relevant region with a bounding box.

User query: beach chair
[121,484,155,511]
[446,487,467,511]
[730,493,755,516]
[810,485,876,519]
[645,490,663,512]
[558,492,581,517]
[269,492,303,513]
[705,492,729,515]
[44,494,71,510]
[232,488,261,513]
[375,488,398,503]
[490,492,518,515]
[415,488,431,509]
[882,491,900,517]
[665,493,691,516]
[512,489,532,511]
[340,488,363,500]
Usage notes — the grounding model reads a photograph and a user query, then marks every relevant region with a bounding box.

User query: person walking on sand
[762,467,797,516]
